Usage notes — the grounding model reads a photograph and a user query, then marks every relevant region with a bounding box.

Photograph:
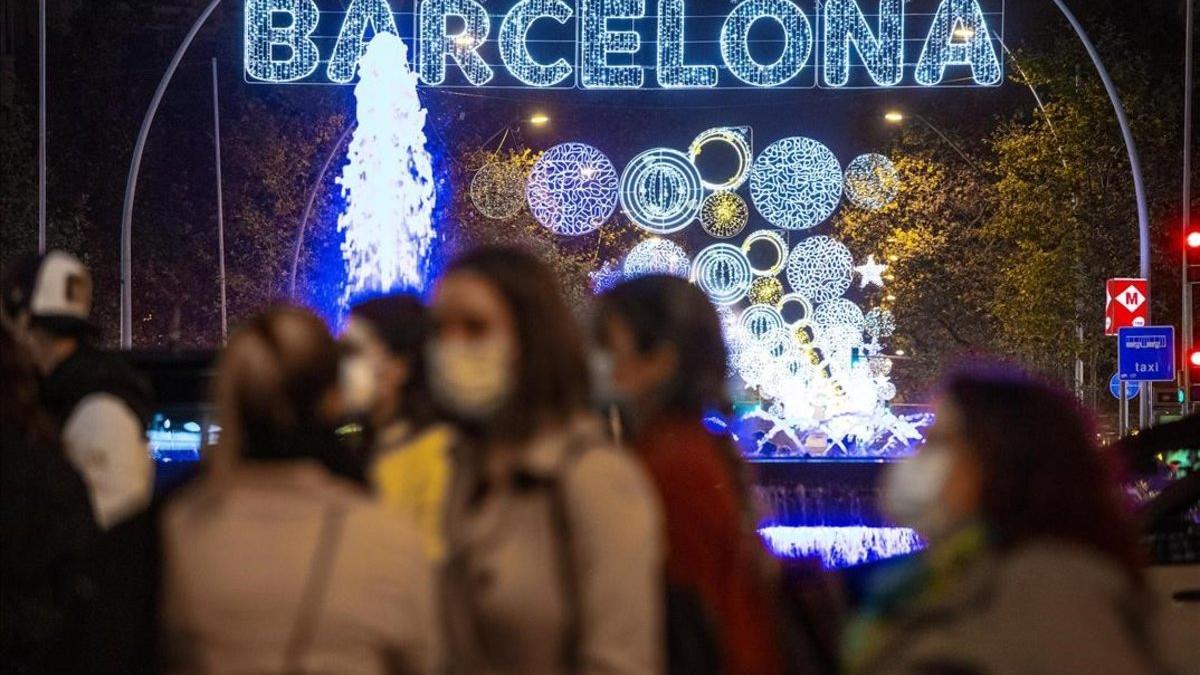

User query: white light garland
[688,127,752,191]
[821,0,903,87]
[244,0,321,83]
[417,0,494,86]
[720,0,813,87]
[526,142,619,235]
[470,161,527,219]
[914,0,1002,86]
[327,0,401,84]
[864,307,896,339]
[814,298,865,329]
[751,137,843,230]
[843,153,900,210]
[742,230,789,276]
[623,237,692,279]
[499,0,575,87]
[620,148,704,234]
[786,235,854,303]
[691,243,753,305]
[701,191,749,238]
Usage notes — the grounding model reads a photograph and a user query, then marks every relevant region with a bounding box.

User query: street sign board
[1108,373,1141,400]
[1105,278,1149,336]
[1117,326,1175,382]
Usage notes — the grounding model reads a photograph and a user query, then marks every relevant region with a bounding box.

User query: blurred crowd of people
[0,248,1190,674]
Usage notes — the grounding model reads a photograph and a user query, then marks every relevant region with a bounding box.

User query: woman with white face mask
[342,294,452,562]
[431,248,663,675]
[847,367,1163,675]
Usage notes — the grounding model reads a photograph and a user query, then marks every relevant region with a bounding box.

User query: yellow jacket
[369,424,454,563]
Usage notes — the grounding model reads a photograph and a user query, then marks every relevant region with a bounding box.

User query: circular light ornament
[776,292,813,328]
[868,356,893,377]
[700,191,749,238]
[688,126,752,191]
[814,323,863,354]
[623,237,691,279]
[786,235,854,303]
[864,307,897,339]
[814,299,865,330]
[739,304,786,340]
[471,161,526,219]
[619,148,704,234]
[691,243,753,305]
[750,137,843,230]
[748,276,784,305]
[526,142,619,236]
[843,153,900,210]
[876,380,897,401]
[741,230,788,276]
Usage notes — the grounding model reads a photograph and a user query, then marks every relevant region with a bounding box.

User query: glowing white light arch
[620,148,704,234]
[751,137,843,230]
[623,237,692,279]
[692,243,753,305]
[701,191,749,238]
[843,153,900,210]
[742,230,789,276]
[688,127,752,191]
[786,235,854,303]
[526,142,619,235]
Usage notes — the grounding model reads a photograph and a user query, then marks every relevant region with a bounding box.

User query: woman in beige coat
[430,248,663,675]
[161,307,440,675]
[846,366,1169,675]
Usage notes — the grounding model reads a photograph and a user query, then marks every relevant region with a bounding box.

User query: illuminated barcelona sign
[244,0,1005,89]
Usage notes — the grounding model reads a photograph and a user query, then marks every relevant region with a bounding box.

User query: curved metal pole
[289,123,355,299]
[119,0,222,349]
[1049,0,1153,428]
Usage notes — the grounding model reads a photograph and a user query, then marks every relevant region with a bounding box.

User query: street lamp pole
[1048,0,1154,428]
[1182,0,1194,413]
[119,0,222,349]
[289,123,355,300]
[38,0,46,253]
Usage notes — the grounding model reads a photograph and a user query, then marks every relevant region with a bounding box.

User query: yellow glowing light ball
[749,276,784,305]
[700,191,749,238]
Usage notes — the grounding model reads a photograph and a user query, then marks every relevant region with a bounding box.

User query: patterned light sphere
[691,243,753,305]
[688,126,753,191]
[739,303,786,340]
[786,235,854,303]
[742,229,789,276]
[620,148,704,234]
[814,299,866,330]
[748,276,784,305]
[700,191,749,238]
[471,161,527,219]
[864,307,897,339]
[750,137,843,230]
[623,237,691,279]
[843,153,900,210]
[526,142,619,236]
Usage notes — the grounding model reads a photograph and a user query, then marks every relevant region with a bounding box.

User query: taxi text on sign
[1116,326,1175,383]
[1105,278,1148,336]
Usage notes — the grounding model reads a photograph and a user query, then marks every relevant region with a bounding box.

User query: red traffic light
[1190,349,1200,368]
[1189,230,1200,249]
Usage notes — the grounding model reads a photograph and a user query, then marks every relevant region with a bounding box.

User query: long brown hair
[943,365,1142,579]
[444,248,591,443]
[349,293,439,432]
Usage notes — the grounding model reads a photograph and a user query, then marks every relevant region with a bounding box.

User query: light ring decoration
[786,235,854,303]
[691,243,753,306]
[741,230,788,277]
[748,276,784,305]
[750,137,843,230]
[814,299,865,330]
[739,303,786,340]
[700,191,749,238]
[814,322,863,354]
[864,307,897,339]
[688,126,752,191]
[470,161,527,219]
[619,147,704,234]
[776,292,813,328]
[843,153,900,210]
[526,142,619,236]
[623,237,692,279]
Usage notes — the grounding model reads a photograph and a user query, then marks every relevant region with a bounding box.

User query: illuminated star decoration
[855,255,888,289]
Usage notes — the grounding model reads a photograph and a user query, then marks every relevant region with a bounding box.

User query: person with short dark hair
[846,365,1162,674]
[2,251,153,529]
[161,306,440,674]
[432,248,662,675]
[342,293,452,561]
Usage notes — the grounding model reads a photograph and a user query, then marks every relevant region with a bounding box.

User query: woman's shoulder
[998,540,1133,593]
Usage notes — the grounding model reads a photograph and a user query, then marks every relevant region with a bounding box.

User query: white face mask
[339,354,378,417]
[428,337,513,421]
[880,443,956,542]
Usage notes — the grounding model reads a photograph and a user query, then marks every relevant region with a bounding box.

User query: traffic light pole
[1182,0,1193,413]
